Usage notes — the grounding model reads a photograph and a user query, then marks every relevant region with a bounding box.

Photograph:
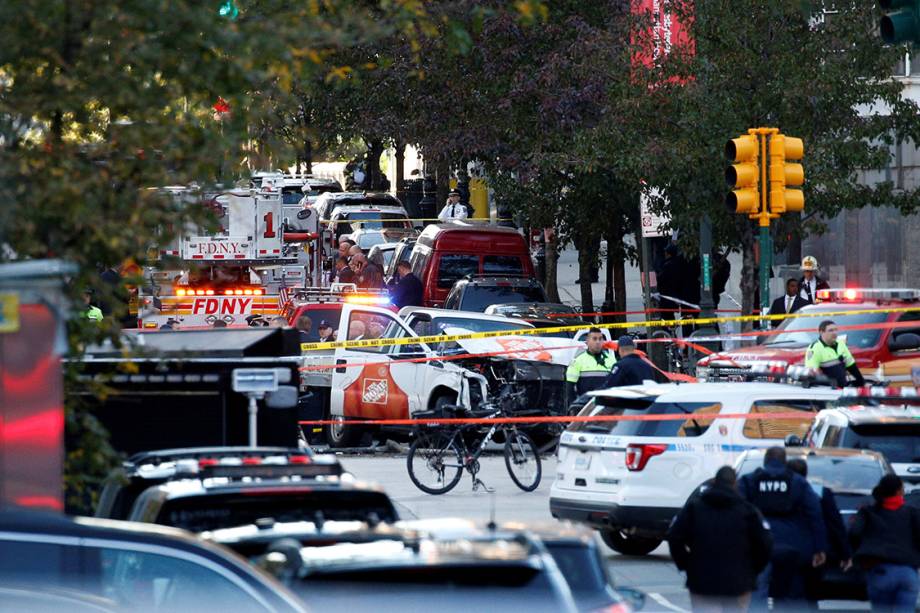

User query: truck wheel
[324,415,362,448]
[599,529,661,556]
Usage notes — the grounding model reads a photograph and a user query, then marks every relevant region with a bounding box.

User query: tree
[633,0,920,319]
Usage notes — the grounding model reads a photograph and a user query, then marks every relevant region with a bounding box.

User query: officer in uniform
[83,289,103,322]
[603,335,656,387]
[804,320,866,388]
[565,327,616,400]
[739,447,827,610]
[798,256,830,304]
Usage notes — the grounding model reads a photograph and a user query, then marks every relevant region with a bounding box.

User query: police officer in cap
[565,327,616,401]
[739,447,827,610]
[603,335,656,387]
[804,320,866,388]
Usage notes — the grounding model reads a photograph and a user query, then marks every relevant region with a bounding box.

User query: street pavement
[344,454,872,612]
[344,454,693,613]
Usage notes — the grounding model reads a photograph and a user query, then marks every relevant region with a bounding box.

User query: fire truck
[696,288,920,385]
[137,177,324,329]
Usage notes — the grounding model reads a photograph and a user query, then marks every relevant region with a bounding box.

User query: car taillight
[242,456,263,465]
[591,603,631,613]
[198,458,219,468]
[625,443,667,472]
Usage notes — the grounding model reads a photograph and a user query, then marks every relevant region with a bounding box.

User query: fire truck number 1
[263,212,276,238]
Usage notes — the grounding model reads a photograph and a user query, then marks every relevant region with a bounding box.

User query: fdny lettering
[759,480,788,493]
[191,297,253,315]
[192,241,248,256]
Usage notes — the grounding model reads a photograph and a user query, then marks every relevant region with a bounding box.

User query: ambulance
[137,178,323,329]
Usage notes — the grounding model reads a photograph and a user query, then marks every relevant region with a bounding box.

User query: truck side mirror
[890,332,920,352]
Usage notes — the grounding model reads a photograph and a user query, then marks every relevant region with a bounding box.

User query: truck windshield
[763,308,887,348]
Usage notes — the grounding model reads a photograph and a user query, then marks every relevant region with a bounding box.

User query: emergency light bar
[175,288,264,296]
[344,294,392,306]
[816,288,920,303]
[839,386,919,399]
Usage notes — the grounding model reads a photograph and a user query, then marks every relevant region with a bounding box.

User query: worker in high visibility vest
[83,289,103,322]
[566,327,617,399]
[804,320,865,388]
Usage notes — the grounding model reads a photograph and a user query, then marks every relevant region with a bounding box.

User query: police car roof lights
[837,386,920,402]
[816,288,920,303]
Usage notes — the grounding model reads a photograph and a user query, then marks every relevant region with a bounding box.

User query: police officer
[83,289,103,322]
[603,335,656,387]
[804,320,866,388]
[565,327,616,399]
[739,447,827,610]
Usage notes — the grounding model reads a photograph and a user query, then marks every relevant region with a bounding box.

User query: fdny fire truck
[137,177,324,329]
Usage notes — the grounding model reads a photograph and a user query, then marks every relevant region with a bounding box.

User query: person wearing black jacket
[604,336,656,387]
[667,466,773,612]
[767,279,810,327]
[850,474,920,612]
[389,261,423,308]
[787,459,853,606]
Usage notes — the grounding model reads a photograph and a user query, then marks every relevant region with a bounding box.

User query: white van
[549,382,841,555]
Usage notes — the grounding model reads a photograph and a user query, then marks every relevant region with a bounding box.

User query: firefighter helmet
[800,256,819,272]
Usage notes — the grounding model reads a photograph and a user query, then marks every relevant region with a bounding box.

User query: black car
[734,447,894,600]
[443,275,548,312]
[0,508,304,612]
[95,447,398,532]
[484,302,585,337]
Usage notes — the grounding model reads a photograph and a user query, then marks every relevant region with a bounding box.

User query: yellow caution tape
[299,305,920,352]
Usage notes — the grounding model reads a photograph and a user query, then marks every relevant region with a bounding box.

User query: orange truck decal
[343,364,410,420]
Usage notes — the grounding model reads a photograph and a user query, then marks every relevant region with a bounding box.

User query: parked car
[94,447,400,532]
[805,389,920,486]
[0,508,305,612]
[408,224,535,308]
[277,531,579,612]
[312,191,405,222]
[443,276,548,312]
[550,382,842,555]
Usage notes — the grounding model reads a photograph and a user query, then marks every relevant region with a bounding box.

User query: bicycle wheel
[407,431,464,495]
[504,429,542,492]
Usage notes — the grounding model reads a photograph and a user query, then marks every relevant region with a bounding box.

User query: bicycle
[406,389,542,495]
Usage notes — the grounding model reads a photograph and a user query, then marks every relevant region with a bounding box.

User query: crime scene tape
[320,218,512,225]
[298,411,836,427]
[299,305,920,352]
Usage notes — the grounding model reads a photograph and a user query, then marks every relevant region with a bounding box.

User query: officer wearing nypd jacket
[738,447,827,609]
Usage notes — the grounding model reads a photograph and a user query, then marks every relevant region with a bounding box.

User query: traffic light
[879,0,920,45]
[725,134,761,216]
[768,134,804,214]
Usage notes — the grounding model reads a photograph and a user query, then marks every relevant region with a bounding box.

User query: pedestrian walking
[603,336,656,387]
[738,447,827,610]
[767,279,809,327]
[798,256,830,304]
[565,327,616,401]
[668,466,773,613]
[850,474,920,613]
[787,459,853,607]
[437,189,468,222]
[804,320,866,388]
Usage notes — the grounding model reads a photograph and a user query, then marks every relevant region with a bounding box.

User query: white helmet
[800,256,818,272]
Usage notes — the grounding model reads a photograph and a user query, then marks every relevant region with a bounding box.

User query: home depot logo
[497,338,552,361]
[362,379,388,404]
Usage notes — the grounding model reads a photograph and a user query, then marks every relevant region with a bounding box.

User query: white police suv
[806,387,920,487]
[549,382,841,555]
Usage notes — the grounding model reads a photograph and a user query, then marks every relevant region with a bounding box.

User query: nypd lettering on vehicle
[560,431,765,454]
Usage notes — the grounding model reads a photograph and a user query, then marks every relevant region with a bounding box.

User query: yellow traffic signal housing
[725,134,761,216]
[769,134,804,214]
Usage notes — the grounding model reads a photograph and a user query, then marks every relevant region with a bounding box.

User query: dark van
[408,224,535,308]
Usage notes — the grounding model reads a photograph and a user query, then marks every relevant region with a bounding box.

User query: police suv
[805,387,920,487]
[549,382,841,555]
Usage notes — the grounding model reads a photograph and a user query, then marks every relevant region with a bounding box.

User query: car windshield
[459,286,547,312]
[844,423,920,464]
[157,490,397,532]
[736,454,886,492]
[763,308,888,348]
[340,212,410,229]
[357,231,412,250]
[304,184,341,197]
[570,397,721,437]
